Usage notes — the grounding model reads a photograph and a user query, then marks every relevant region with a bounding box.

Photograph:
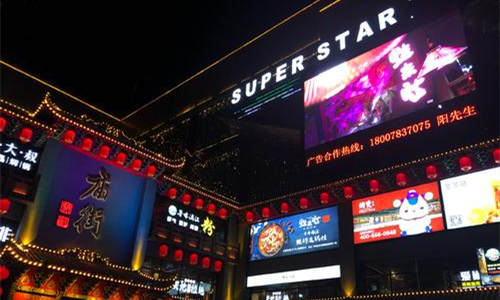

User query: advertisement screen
[477,247,500,286]
[352,182,444,244]
[441,167,500,229]
[249,206,339,261]
[304,12,475,149]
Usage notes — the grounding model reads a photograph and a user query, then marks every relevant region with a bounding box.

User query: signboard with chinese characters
[247,265,341,287]
[17,139,156,267]
[163,202,224,240]
[477,247,500,286]
[0,136,40,173]
[249,206,339,262]
[169,278,212,296]
[454,270,482,288]
[352,182,445,244]
[441,167,500,229]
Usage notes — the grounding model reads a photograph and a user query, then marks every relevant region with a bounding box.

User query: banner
[352,182,444,244]
[249,206,339,261]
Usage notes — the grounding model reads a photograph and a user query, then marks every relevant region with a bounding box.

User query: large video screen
[352,182,444,244]
[441,167,500,229]
[304,12,475,149]
[249,206,339,261]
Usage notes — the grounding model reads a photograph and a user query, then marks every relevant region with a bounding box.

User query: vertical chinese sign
[17,139,156,268]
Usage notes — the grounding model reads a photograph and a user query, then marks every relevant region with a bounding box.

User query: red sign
[352,182,444,244]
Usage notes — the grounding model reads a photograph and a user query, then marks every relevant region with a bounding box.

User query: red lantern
[207,203,216,215]
[369,180,379,193]
[459,156,472,172]
[174,249,183,262]
[320,192,329,204]
[426,165,437,180]
[195,198,204,210]
[115,152,127,165]
[189,253,198,265]
[146,165,156,177]
[344,186,353,199]
[493,149,500,164]
[0,117,6,132]
[245,211,254,223]
[159,244,168,257]
[0,265,10,280]
[98,145,111,159]
[19,127,33,143]
[63,129,76,144]
[131,159,142,171]
[396,173,407,186]
[280,202,289,214]
[181,193,191,205]
[214,260,223,272]
[81,138,93,151]
[0,198,11,215]
[261,207,270,218]
[218,208,228,220]
[202,257,210,269]
[299,198,308,209]
[167,188,177,200]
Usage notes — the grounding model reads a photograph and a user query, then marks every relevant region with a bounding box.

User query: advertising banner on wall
[18,139,156,266]
[441,167,500,229]
[249,206,339,261]
[352,182,444,244]
[477,247,500,286]
[304,11,475,150]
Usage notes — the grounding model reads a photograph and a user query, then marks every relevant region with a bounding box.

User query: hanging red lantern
[493,149,500,164]
[207,203,216,215]
[131,159,142,171]
[280,202,289,214]
[167,188,177,200]
[218,208,228,220]
[369,180,379,193]
[459,156,472,172]
[174,249,183,262]
[0,265,10,280]
[320,192,329,204]
[81,138,93,151]
[344,186,353,199]
[189,253,198,265]
[0,117,7,132]
[214,260,223,272]
[299,198,308,209]
[396,173,407,187]
[19,127,33,143]
[261,207,270,218]
[115,152,127,165]
[98,145,111,159]
[0,198,11,215]
[159,244,168,257]
[202,257,210,269]
[63,129,76,144]
[146,165,156,177]
[181,193,191,205]
[245,211,254,223]
[195,198,204,210]
[426,165,437,180]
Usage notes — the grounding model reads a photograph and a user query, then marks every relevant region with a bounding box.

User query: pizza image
[257,223,285,257]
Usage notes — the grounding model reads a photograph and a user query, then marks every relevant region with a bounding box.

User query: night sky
[1,0,314,117]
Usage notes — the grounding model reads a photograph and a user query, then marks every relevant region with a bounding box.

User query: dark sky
[1,0,314,117]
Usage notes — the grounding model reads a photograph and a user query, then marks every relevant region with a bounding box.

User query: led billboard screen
[249,206,339,261]
[441,167,500,229]
[304,12,475,149]
[352,182,444,244]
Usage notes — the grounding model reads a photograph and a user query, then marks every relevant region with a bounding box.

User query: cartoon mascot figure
[394,190,433,236]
